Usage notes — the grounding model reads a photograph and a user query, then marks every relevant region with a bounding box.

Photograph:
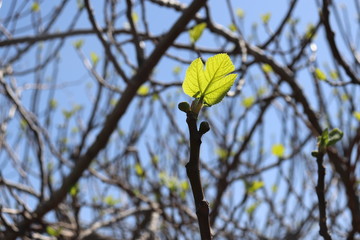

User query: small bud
[178,102,190,113]
[311,151,319,158]
[199,121,210,134]
[190,98,203,115]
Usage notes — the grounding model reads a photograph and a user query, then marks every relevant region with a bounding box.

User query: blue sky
[0,0,358,238]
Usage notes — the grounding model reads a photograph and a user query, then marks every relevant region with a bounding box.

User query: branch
[3,0,207,238]
[314,152,332,240]
[321,0,360,84]
[185,112,212,240]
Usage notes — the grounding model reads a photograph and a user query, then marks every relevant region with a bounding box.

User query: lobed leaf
[182,54,237,106]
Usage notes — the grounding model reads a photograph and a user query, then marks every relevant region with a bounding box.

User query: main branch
[185,112,212,240]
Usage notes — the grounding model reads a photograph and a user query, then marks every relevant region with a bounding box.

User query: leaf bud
[199,121,210,134]
[178,102,190,113]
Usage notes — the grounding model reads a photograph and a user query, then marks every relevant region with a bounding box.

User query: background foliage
[0,0,360,239]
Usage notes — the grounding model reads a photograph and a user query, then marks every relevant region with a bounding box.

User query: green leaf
[46,226,61,237]
[62,110,74,119]
[318,128,329,151]
[152,93,159,101]
[104,195,120,206]
[245,181,264,194]
[228,23,237,32]
[353,111,360,121]
[31,2,40,12]
[271,144,285,157]
[90,52,100,66]
[151,155,159,165]
[189,22,207,43]
[69,184,79,196]
[261,13,271,24]
[341,94,349,101]
[215,148,230,160]
[257,86,267,96]
[236,8,245,18]
[172,66,182,75]
[182,53,237,106]
[49,99,57,109]
[180,181,189,191]
[327,128,343,146]
[73,39,84,49]
[315,68,327,80]
[132,12,139,24]
[110,98,117,106]
[137,85,149,96]
[262,64,273,73]
[134,163,144,176]
[330,71,339,80]
[242,96,255,108]
[305,24,316,39]
[246,202,260,215]
[271,184,278,193]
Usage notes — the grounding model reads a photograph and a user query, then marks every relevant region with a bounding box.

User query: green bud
[190,98,203,115]
[178,102,191,113]
[199,121,210,134]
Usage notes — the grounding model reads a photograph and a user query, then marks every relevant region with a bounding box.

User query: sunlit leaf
[49,99,57,109]
[182,53,237,106]
[242,96,255,108]
[271,144,285,157]
[327,128,343,146]
[104,195,120,206]
[73,39,84,49]
[305,24,316,39]
[330,71,339,80]
[262,64,273,73]
[173,66,182,75]
[246,202,260,215]
[236,8,245,18]
[353,111,360,121]
[315,68,327,80]
[215,148,229,160]
[180,181,189,191]
[132,12,139,24]
[71,127,79,134]
[151,155,159,165]
[46,226,61,237]
[341,94,349,101]
[228,23,237,32]
[110,98,117,106]
[261,13,271,24]
[152,93,159,101]
[137,85,149,96]
[90,52,100,66]
[135,163,144,176]
[69,184,79,196]
[257,86,267,96]
[271,184,278,193]
[189,22,207,43]
[245,181,264,194]
[31,2,40,12]
[62,110,74,119]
